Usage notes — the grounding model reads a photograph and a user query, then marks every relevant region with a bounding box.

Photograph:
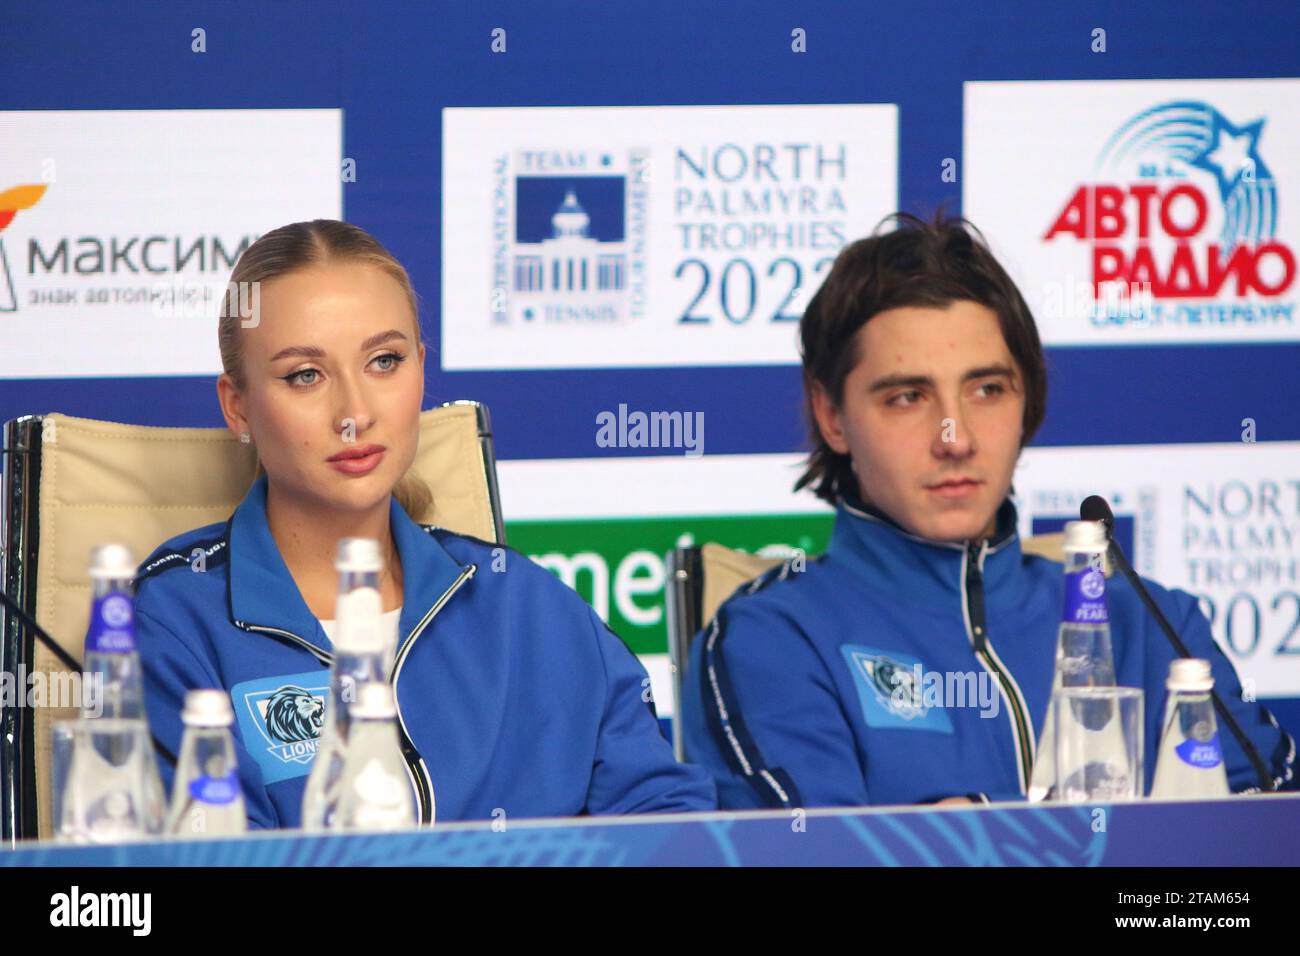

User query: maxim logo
[1,179,257,315]
[0,182,48,311]
[27,233,255,275]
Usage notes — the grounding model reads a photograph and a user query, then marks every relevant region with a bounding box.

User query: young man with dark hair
[681,213,1295,808]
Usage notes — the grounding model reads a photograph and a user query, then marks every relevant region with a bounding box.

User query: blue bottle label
[189,771,241,805]
[1175,733,1223,769]
[86,592,137,654]
[1063,568,1108,624]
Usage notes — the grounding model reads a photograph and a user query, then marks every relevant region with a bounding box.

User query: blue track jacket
[683,495,1297,808]
[134,473,715,828]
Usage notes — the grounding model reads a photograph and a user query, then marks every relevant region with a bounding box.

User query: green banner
[505,513,834,655]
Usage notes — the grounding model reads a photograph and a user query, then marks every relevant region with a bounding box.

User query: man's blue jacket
[682,494,1296,808]
[134,473,715,828]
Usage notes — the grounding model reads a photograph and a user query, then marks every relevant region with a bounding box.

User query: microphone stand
[1081,496,1274,792]
[0,586,178,765]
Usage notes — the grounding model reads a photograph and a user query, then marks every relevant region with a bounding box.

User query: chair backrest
[1021,531,1064,564]
[665,544,783,762]
[664,530,1088,762]
[0,400,504,843]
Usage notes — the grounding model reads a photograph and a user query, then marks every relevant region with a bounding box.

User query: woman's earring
[239,431,250,444]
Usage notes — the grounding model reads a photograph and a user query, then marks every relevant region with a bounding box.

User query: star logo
[1188,114,1268,199]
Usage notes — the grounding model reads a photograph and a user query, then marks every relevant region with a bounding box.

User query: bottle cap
[182,689,235,727]
[351,682,397,720]
[89,543,136,579]
[1062,520,1108,552]
[1167,658,1215,692]
[335,538,382,574]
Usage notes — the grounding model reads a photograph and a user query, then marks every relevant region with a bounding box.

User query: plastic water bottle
[1028,521,1118,802]
[82,543,166,833]
[55,718,158,844]
[167,690,247,836]
[301,538,394,830]
[84,544,147,721]
[334,682,418,831]
[1151,659,1230,799]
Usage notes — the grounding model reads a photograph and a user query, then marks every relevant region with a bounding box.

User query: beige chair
[0,401,504,843]
[665,544,784,762]
[664,529,1090,761]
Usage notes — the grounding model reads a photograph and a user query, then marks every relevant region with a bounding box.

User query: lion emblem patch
[231,671,329,784]
[264,685,324,744]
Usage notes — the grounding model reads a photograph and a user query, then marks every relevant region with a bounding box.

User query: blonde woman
[134,219,714,828]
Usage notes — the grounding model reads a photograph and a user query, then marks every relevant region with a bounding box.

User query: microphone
[1079,495,1273,792]
[1079,495,1113,534]
[0,585,178,765]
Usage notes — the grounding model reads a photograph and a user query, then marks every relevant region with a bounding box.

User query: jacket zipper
[387,563,477,824]
[961,540,1035,794]
[235,561,477,826]
[234,623,333,665]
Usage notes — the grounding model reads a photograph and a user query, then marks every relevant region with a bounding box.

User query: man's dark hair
[796,212,1047,503]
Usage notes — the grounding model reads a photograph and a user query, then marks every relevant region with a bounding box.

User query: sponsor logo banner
[965,79,1300,345]
[442,104,897,369]
[507,512,833,657]
[0,109,342,378]
[1014,441,1300,697]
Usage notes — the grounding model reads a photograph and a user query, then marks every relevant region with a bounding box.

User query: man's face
[811,300,1027,543]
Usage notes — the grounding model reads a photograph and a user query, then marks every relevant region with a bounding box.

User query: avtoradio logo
[0,183,49,312]
[1043,101,1296,328]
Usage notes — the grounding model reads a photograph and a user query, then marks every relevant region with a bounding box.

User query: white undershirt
[318,605,403,645]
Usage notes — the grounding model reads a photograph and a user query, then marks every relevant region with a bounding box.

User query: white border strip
[498,453,828,520]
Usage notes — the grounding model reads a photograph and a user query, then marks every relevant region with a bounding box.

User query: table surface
[5,792,1298,866]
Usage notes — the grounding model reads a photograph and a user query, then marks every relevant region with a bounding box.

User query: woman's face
[218,260,426,516]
